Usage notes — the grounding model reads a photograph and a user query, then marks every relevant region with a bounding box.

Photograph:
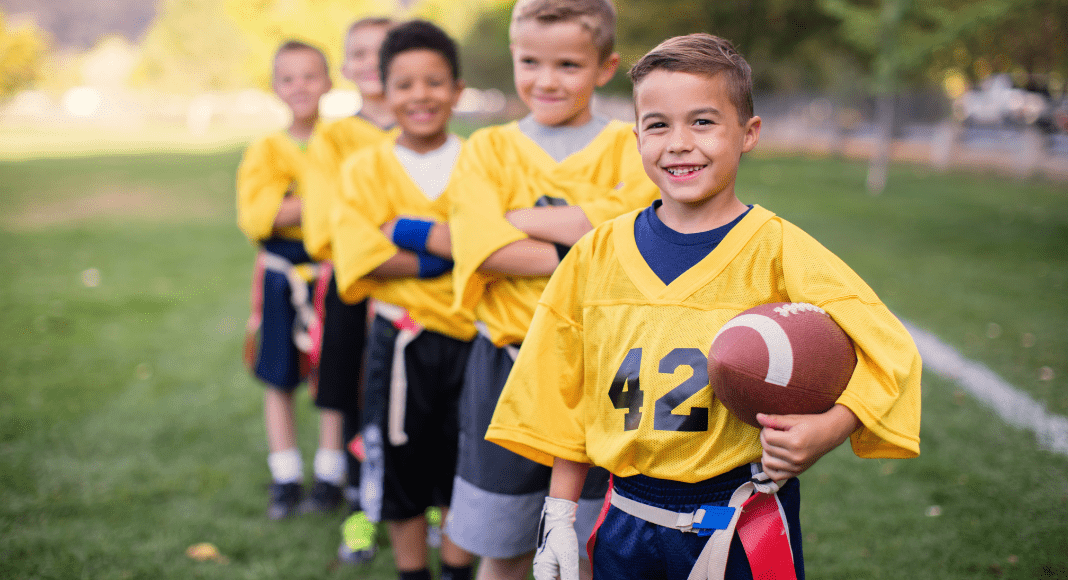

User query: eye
[644,121,667,131]
[560,60,580,69]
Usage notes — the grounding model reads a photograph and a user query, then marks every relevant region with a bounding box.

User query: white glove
[532,496,580,580]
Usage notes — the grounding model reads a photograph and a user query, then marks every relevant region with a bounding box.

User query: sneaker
[338,511,377,565]
[426,506,442,548]
[267,482,302,520]
[300,479,345,513]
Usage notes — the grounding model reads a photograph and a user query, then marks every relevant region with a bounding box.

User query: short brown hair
[274,40,330,77]
[509,0,617,62]
[629,33,753,123]
[347,16,394,38]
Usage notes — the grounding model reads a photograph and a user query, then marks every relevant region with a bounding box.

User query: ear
[742,115,761,153]
[596,52,621,87]
[451,78,467,108]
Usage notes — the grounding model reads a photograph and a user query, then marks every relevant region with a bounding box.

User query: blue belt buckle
[693,505,735,537]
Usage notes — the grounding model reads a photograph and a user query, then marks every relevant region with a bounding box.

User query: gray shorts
[445,335,609,558]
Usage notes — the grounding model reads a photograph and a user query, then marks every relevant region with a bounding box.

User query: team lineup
[236,1,922,579]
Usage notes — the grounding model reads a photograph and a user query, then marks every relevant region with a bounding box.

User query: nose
[412,80,430,100]
[666,126,693,154]
[534,66,558,91]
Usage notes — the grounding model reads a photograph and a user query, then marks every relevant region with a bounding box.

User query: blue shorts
[590,467,804,580]
[248,239,313,391]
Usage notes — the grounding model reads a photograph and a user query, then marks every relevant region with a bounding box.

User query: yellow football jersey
[486,205,922,483]
[303,116,396,262]
[449,120,660,347]
[236,131,309,242]
[332,138,475,341]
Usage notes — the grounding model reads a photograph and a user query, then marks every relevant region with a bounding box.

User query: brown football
[707,302,857,428]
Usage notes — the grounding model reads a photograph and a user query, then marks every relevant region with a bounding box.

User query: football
[707,302,857,428]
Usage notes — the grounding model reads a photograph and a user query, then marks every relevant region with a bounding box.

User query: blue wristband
[417,252,453,278]
[392,218,435,253]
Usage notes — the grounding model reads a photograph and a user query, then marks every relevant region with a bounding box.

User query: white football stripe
[714,314,794,387]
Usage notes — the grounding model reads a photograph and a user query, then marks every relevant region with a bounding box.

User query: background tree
[0,9,48,100]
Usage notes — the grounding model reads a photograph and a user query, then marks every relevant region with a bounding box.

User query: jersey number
[609,347,709,432]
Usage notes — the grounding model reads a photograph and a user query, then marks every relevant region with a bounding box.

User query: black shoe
[299,479,344,513]
[267,482,303,520]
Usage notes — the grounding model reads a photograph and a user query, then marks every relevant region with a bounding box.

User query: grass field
[1,144,1066,580]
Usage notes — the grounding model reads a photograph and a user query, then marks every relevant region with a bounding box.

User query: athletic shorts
[360,314,470,522]
[314,272,367,413]
[446,334,610,559]
[590,467,804,580]
[248,239,314,391]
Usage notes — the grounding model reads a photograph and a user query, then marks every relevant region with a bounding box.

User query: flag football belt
[257,251,328,363]
[373,301,424,446]
[608,467,797,580]
[245,251,328,382]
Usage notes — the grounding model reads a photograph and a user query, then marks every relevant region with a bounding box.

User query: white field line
[904,321,1068,456]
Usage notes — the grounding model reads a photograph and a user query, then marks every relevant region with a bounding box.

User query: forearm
[505,206,592,246]
[367,250,420,279]
[480,238,560,276]
[425,222,452,259]
[271,195,302,230]
[548,457,590,502]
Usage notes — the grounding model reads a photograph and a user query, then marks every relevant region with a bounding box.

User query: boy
[331,20,475,580]
[445,1,659,577]
[486,33,923,580]
[235,40,333,519]
[301,16,395,563]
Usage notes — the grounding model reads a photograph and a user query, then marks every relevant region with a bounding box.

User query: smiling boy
[330,20,476,580]
[444,1,660,579]
[236,40,334,521]
[486,33,922,580]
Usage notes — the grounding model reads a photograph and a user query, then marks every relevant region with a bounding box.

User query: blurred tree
[458,1,513,91]
[613,0,845,94]
[133,0,249,91]
[820,0,1024,192]
[134,0,502,93]
[0,9,49,99]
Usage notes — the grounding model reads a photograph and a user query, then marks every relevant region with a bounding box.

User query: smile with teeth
[665,165,705,177]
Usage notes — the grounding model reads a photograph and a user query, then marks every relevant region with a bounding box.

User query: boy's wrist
[392,218,435,253]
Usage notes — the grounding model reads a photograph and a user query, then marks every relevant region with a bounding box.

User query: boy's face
[510,19,619,127]
[633,70,760,210]
[273,48,332,123]
[342,24,389,99]
[386,49,463,152]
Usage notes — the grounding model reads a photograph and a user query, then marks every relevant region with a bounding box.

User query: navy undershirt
[634,200,752,285]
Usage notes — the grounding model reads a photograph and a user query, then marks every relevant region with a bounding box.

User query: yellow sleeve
[331,147,396,304]
[449,131,529,314]
[486,241,591,466]
[573,127,660,226]
[781,222,922,459]
[236,136,291,242]
[302,129,344,261]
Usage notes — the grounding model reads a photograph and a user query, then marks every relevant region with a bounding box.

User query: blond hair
[629,33,754,122]
[509,0,617,62]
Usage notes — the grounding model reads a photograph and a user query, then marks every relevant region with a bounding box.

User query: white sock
[268,448,303,484]
[314,448,346,485]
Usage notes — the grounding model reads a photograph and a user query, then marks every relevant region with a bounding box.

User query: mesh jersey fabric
[486,205,922,482]
[303,115,397,262]
[237,130,311,242]
[331,136,475,341]
[449,120,661,347]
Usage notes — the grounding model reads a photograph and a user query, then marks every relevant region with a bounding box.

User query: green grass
[0,146,1066,579]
